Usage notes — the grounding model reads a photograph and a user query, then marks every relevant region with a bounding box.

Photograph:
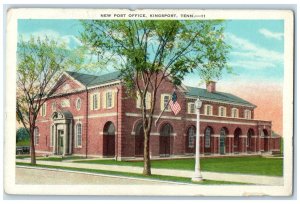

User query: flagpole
[155,98,171,127]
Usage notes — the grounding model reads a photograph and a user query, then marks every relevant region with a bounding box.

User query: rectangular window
[187,103,195,114]
[106,92,112,108]
[137,91,151,110]
[41,103,47,116]
[219,106,226,117]
[34,128,39,145]
[232,108,239,118]
[161,94,171,111]
[76,124,82,147]
[91,93,100,110]
[244,110,251,119]
[205,105,213,116]
[50,125,54,147]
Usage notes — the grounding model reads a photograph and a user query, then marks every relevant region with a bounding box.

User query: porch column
[53,124,57,155]
[69,121,73,155]
[63,123,68,155]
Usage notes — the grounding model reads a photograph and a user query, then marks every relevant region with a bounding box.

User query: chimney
[206,81,216,93]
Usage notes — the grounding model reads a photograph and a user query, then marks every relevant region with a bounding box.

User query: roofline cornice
[185,96,256,108]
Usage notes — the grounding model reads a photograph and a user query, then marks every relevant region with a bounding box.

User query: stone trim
[125,112,181,120]
[88,112,117,118]
[186,117,257,126]
[185,96,256,108]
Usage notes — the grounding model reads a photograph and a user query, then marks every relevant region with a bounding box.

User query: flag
[169,92,181,115]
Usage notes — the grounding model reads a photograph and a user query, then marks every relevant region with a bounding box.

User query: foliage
[16,36,83,164]
[16,127,30,143]
[80,20,231,175]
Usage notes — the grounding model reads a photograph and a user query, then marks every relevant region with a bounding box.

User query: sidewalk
[16,159,283,185]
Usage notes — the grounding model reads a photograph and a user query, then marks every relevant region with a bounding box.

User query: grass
[16,162,248,185]
[75,156,283,177]
[37,156,86,161]
[16,139,30,146]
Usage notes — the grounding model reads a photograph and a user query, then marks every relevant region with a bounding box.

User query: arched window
[160,123,173,136]
[205,127,212,148]
[75,123,82,147]
[188,126,196,148]
[34,127,39,145]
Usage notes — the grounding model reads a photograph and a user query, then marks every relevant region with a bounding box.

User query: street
[15,167,184,185]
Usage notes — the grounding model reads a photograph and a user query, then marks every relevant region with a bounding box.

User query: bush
[16,127,30,143]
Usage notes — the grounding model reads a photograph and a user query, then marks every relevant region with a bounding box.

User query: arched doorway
[234,128,242,153]
[135,123,144,157]
[247,128,255,152]
[186,126,196,154]
[204,127,213,154]
[103,121,115,157]
[220,127,228,154]
[159,123,173,157]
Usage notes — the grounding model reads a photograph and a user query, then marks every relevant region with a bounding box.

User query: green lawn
[16,162,247,185]
[37,156,85,161]
[75,156,283,177]
[16,139,30,146]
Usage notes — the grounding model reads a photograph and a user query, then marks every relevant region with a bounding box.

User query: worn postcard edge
[4,8,294,196]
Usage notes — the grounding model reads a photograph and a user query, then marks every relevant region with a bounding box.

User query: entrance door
[159,124,172,157]
[220,128,226,154]
[103,122,115,157]
[159,136,170,156]
[57,130,64,155]
[135,124,144,157]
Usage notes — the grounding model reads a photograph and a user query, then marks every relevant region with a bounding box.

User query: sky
[17,19,284,134]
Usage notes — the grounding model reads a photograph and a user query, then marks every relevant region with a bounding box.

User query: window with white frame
[34,127,39,145]
[204,105,213,116]
[244,109,251,119]
[61,99,70,107]
[231,108,239,118]
[188,126,196,148]
[136,91,151,109]
[76,98,81,110]
[50,125,54,147]
[205,127,212,148]
[90,93,100,110]
[219,106,227,117]
[187,102,196,114]
[106,91,113,108]
[75,123,82,147]
[41,103,47,117]
[51,102,56,112]
[161,94,171,111]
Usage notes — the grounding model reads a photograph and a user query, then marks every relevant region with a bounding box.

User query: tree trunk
[30,126,36,165]
[143,128,151,175]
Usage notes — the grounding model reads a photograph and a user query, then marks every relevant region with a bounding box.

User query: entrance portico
[51,111,73,156]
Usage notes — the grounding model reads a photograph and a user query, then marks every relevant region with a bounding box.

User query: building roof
[65,71,255,107]
[66,71,122,87]
[185,86,255,107]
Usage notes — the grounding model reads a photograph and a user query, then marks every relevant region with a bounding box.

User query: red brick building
[34,71,281,160]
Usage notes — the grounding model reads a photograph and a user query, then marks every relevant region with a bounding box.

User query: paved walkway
[16,159,283,185]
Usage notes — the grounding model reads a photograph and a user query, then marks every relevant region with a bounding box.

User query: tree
[16,36,83,164]
[80,20,231,175]
[16,127,30,143]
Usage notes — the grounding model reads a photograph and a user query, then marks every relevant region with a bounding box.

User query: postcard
[5,8,294,196]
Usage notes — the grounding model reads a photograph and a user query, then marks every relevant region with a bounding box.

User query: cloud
[225,33,283,70]
[19,29,82,49]
[259,28,284,40]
